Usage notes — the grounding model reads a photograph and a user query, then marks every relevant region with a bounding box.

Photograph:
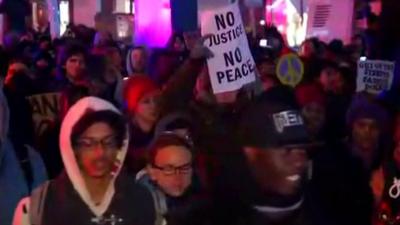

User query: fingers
[199,34,214,44]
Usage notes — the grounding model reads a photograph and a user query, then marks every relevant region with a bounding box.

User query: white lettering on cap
[272,111,304,133]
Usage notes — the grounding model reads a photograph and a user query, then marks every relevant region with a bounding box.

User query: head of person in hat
[346,93,388,169]
[238,98,314,203]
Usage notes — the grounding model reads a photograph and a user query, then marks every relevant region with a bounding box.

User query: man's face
[134,91,161,124]
[352,118,380,151]
[301,102,325,136]
[109,48,122,69]
[74,122,120,178]
[319,67,342,93]
[65,54,85,80]
[149,145,193,197]
[243,147,308,196]
[131,49,146,73]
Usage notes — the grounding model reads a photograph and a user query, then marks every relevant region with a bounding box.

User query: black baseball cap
[238,99,315,150]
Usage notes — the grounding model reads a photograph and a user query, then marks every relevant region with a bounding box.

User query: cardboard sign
[357,60,395,94]
[201,2,256,94]
[26,93,61,138]
[276,53,304,87]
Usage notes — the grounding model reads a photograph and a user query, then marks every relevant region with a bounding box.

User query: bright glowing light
[259,20,266,25]
[134,0,172,47]
[277,25,284,32]
[32,2,39,30]
[59,1,70,36]
[125,0,131,13]
[265,0,285,10]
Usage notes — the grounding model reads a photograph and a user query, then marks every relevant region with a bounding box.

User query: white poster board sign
[357,60,395,94]
[201,2,256,94]
[306,0,354,44]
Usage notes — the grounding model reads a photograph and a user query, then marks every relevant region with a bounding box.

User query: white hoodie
[13,97,130,225]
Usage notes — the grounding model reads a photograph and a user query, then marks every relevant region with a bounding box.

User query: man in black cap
[211,98,329,225]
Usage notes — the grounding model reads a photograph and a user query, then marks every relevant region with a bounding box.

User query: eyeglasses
[74,135,120,152]
[152,163,192,176]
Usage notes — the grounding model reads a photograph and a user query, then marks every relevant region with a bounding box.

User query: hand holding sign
[201,2,256,94]
[190,34,214,59]
[356,60,395,95]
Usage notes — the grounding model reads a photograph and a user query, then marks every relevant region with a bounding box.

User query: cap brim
[280,141,324,150]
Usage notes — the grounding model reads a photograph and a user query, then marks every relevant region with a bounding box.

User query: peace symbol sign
[276,53,304,87]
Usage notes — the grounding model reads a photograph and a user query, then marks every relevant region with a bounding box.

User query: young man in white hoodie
[13,97,155,225]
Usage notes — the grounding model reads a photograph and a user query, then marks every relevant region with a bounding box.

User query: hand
[190,34,214,59]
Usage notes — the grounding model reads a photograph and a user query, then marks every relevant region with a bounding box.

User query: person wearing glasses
[137,133,208,225]
[13,97,155,225]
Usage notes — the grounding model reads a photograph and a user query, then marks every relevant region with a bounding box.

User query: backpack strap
[152,188,168,225]
[29,181,50,225]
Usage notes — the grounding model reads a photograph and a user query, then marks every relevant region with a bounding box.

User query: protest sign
[27,93,61,138]
[201,2,256,94]
[276,53,304,87]
[356,60,395,94]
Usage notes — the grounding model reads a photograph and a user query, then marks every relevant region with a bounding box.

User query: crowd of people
[0,12,398,225]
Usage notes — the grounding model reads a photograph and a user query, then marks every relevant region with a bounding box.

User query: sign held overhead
[356,60,395,94]
[201,2,256,94]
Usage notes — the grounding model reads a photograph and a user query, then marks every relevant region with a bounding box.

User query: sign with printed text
[26,92,61,139]
[201,2,256,94]
[357,60,395,94]
[276,53,304,87]
[272,111,304,133]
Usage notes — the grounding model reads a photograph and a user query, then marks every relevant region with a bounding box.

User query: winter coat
[0,85,48,225]
[136,170,211,225]
[13,97,155,225]
[310,141,374,225]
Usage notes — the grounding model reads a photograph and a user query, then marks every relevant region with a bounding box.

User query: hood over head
[59,96,129,216]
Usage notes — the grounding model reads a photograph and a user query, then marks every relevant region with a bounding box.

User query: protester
[0,7,393,225]
[0,85,47,225]
[299,38,321,60]
[123,37,211,173]
[137,133,208,225]
[31,50,56,92]
[347,93,389,170]
[57,42,89,118]
[85,54,121,106]
[211,94,327,225]
[370,113,400,225]
[310,93,388,225]
[168,33,188,54]
[123,75,161,173]
[154,112,194,142]
[13,97,155,225]
[296,83,326,141]
[312,60,352,141]
[3,63,35,145]
[255,56,279,91]
[126,46,148,76]
[150,49,180,86]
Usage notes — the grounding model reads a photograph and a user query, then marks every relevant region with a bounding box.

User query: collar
[253,198,304,214]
